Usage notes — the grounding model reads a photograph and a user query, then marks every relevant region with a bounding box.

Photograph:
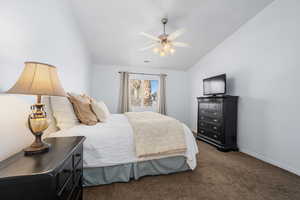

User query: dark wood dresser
[197,96,238,151]
[0,136,85,200]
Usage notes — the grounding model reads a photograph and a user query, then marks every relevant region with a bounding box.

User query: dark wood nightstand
[0,136,85,200]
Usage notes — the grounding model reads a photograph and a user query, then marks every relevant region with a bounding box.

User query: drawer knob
[213,119,218,122]
[200,130,204,133]
[213,127,217,130]
[214,112,217,115]
[214,135,217,138]
[76,169,82,173]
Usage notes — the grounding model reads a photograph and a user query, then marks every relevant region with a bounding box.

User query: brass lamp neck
[37,95,42,104]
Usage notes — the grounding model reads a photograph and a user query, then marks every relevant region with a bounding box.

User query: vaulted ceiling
[69,0,274,70]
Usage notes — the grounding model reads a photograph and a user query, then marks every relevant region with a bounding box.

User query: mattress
[49,114,198,169]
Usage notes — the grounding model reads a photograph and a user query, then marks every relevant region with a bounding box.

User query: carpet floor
[83,140,300,200]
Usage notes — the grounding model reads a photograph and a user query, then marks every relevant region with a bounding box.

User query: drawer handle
[213,126,217,130]
[213,135,217,138]
[57,174,73,197]
[75,153,81,157]
[213,119,218,122]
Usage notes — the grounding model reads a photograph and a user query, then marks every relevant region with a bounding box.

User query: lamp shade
[6,62,66,96]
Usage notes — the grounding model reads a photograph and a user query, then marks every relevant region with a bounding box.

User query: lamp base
[24,141,51,156]
[25,97,51,156]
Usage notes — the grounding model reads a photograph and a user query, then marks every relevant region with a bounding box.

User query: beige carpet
[84,140,300,200]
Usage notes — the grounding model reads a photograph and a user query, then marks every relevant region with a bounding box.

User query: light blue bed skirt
[83,156,190,186]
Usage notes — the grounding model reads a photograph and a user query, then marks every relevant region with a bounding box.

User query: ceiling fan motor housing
[161,18,168,25]
[159,34,169,42]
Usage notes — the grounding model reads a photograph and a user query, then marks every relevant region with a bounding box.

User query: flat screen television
[203,74,226,96]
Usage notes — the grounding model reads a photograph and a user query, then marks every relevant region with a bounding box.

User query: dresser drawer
[57,144,83,200]
[58,174,74,200]
[209,124,223,132]
[199,113,223,128]
[198,115,207,121]
[199,109,208,115]
[70,186,83,200]
[199,115,223,125]
[207,110,222,118]
[74,159,83,186]
[73,145,83,169]
[199,102,209,109]
[199,109,222,117]
[198,120,209,129]
[198,128,222,144]
[198,128,208,137]
[57,156,73,193]
[210,132,222,143]
[208,102,222,111]
[210,117,222,124]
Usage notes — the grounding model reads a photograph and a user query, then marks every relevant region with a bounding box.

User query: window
[129,75,159,112]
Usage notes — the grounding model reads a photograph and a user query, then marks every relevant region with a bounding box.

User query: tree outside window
[129,79,158,111]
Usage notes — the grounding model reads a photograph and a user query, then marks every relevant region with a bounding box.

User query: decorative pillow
[68,93,98,125]
[91,100,111,122]
[50,96,80,130]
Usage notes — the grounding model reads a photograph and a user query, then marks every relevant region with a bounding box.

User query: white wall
[91,65,189,124]
[0,0,92,161]
[0,0,91,94]
[188,0,300,175]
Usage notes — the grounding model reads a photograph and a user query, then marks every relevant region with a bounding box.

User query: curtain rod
[118,71,167,76]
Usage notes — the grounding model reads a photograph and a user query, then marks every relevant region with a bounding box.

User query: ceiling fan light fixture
[160,51,166,57]
[139,17,189,56]
[153,47,159,53]
[170,48,175,54]
[163,43,171,51]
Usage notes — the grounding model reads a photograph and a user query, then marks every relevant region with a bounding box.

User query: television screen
[203,74,226,95]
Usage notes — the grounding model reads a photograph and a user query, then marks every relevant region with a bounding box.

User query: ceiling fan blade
[168,28,186,41]
[172,42,190,48]
[139,43,158,51]
[139,32,160,41]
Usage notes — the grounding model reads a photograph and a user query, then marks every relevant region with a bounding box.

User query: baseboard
[240,148,300,176]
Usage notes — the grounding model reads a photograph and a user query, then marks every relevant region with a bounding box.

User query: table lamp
[6,62,66,155]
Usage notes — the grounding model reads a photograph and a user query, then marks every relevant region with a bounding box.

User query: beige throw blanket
[125,112,187,158]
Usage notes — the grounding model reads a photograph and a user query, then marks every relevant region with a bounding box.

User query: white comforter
[49,114,199,169]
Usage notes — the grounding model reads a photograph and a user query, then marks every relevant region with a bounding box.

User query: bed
[49,113,198,186]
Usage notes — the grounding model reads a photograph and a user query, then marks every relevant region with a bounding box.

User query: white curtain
[158,74,167,115]
[118,72,129,113]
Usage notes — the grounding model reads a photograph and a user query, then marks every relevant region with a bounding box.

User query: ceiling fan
[139,18,189,56]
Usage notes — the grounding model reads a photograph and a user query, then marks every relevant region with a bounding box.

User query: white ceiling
[69,0,274,70]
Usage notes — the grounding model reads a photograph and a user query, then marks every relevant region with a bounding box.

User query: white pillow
[50,96,80,130]
[91,100,110,122]
[41,96,58,137]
